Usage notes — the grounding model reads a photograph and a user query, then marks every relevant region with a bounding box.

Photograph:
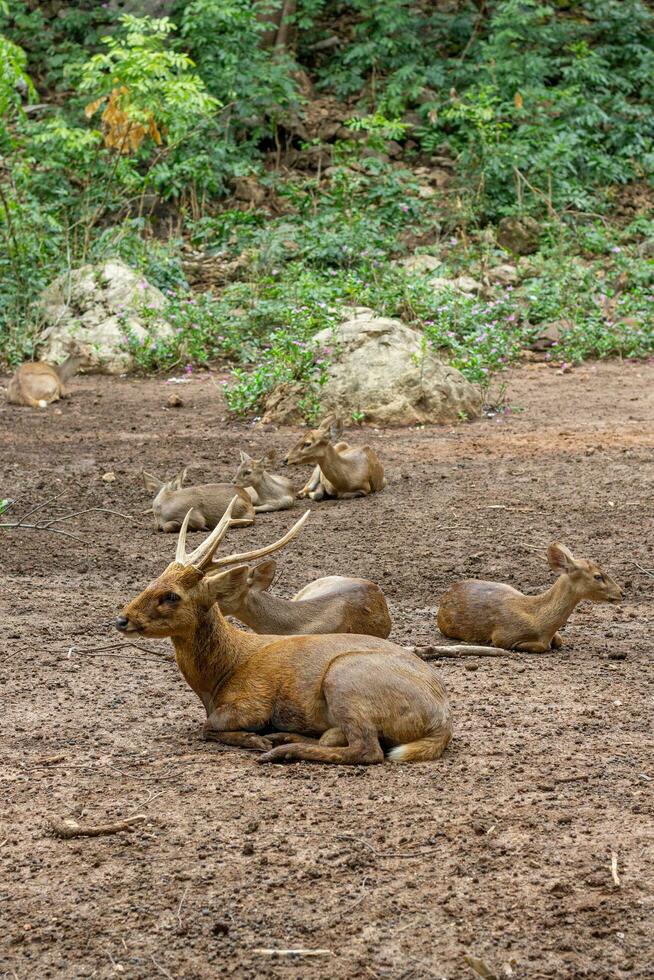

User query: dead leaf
[514,92,523,109]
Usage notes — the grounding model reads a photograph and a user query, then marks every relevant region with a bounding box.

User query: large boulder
[262,308,482,426]
[38,259,171,374]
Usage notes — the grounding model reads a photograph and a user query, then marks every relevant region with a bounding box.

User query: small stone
[464,662,479,672]
[242,842,254,856]
[167,393,184,408]
[212,921,230,936]
[102,471,116,483]
[608,651,627,661]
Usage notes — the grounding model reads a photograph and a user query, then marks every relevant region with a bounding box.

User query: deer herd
[8,357,623,766]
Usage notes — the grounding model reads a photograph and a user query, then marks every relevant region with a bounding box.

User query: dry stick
[0,522,87,543]
[254,949,332,958]
[39,507,144,529]
[12,488,69,524]
[624,559,654,579]
[610,850,621,887]
[149,954,176,980]
[414,644,514,660]
[49,814,148,839]
[175,886,189,930]
[67,642,174,663]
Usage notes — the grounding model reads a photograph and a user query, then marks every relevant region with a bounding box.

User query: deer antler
[175,502,310,573]
[204,510,310,575]
[176,498,239,569]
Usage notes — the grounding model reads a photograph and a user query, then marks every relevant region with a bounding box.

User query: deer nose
[115,616,129,632]
[281,457,289,467]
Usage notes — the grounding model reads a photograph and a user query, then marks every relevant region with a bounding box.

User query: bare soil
[1,361,653,980]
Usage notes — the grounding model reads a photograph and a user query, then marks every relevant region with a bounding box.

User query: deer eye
[303,441,312,448]
[594,574,604,582]
[161,592,180,604]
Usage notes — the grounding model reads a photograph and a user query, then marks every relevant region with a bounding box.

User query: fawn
[283,415,386,500]
[117,502,451,765]
[7,351,90,409]
[211,558,392,637]
[142,468,255,532]
[437,542,622,652]
[234,449,295,512]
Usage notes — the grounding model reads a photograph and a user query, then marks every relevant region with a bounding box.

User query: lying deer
[234,450,294,512]
[142,468,255,532]
[211,558,392,637]
[7,351,90,409]
[117,503,451,764]
[437,542,622,652]
[284,415,386,500]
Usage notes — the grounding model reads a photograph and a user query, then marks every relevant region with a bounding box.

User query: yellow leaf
[84,96,106,119]
[514,91,523,109]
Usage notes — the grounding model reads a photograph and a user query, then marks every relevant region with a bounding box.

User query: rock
[167,393,184,408]
[262,307,482,426]
[399,254,442,274]
[526,320,568,352]
[451,275,482,294]
[489,263,519,286]
[232,177,265,205]
[637,239,654,258]
[38,260,171,374]
[417,184,437,199]
[497,215,541,255]
[102,471,116,483]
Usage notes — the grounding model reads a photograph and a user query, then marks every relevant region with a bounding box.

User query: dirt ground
[1,360,653,980]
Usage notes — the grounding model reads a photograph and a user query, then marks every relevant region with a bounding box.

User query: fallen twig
[624,559,654,579]
[413,644,514,659]
[49,814,148,839]
[610,850,621,887]
[66,642,174,663]
[253,949,332,958]
[39,507,144,529]
[150,954,176,980]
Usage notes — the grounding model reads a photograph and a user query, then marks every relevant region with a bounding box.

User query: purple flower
[611,246,622,253]
[185,364,193,374]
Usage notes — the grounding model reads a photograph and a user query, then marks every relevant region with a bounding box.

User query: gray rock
[262,307,482,426]
[497,215,541,255]
[38,259,171,374]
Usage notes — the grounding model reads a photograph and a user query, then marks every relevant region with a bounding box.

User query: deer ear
[239,450,251,463]
[329,416,344,441]
[250,559,277,591]
[170,468,186,491]
[547,542,578,574]
[142,471,163,494]
[205,564,250,608]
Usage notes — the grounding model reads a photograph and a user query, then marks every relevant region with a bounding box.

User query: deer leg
[319,727,347,747]
[264,732,317,746]
[257,731,383,765]
[297,466,321,498]
[551,632,563,649]
[514,639,551,654]
[335,490,368,499]
[203,731,273,752]
[253,502,284,513]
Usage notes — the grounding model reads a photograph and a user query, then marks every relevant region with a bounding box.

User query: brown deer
[7,351,90,409]
[142,468,255,532]
[116,503,451,764]
[234,449,295,512]
[437,542,622,653]
[283,415,386,500]
[211,558,392,637]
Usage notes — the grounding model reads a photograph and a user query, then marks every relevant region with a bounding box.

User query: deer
[234,449,295,512]
[437,542,622,653]
[116,502,452,765]
[7,350,91,409]
[283,415,386,500]
[142,468,255,532]
[210,558,392,638]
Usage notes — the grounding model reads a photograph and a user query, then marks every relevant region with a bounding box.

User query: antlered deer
[283,416,386,500]
[142,468,255,532]
[437,542,622,652]
[234,449,294,512]
[116,503,451,764]
[211,558,392,637]
[7,351,90,409]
